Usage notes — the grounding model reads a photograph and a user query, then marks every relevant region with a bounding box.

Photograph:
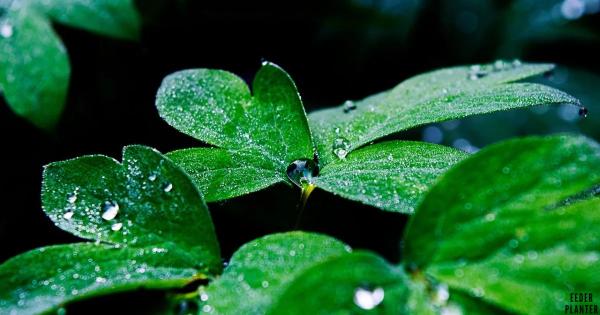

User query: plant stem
[294,183,316,228]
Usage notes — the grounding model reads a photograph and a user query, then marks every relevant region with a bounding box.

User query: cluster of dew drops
[469,59,588,117]
[61,171,175,234]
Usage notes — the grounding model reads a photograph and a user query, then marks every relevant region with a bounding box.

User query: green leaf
[41,145,221,274]
[199,232,350,315]
[166,148,282,202]
[34,0,141,40]
[403,134,600,314]
[156,62,314,200]
[266,251,410,315]
[309,62,580,165]
[0,243,200,314]
[0,5,69,129]
[316,141,467,213]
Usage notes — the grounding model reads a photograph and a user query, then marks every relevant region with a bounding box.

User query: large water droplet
[163,182,173,192]
[1,23,13,38]
[101,201,120,220]
[343,100,357,113]
[579,106,588,118]
[332,137,351,159]
[353,286,385,310]
[286,159,319,188]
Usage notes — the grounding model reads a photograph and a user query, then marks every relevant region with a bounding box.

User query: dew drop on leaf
[342,100,357,113]
[67,192,77,204]
[101,201,119,220]
[148,173,157,181]
[200,292,209,302]
[286,159,319,188]
[63,211,74,220]
[111,222,123,231]
[0,23,13,38]
[332,137,351,159]
[432,283,450,306]
[353,286,385,310]
[579,106,588,118]
[162,182,173,192]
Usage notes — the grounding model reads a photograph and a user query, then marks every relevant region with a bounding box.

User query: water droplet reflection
[353,286,385,310]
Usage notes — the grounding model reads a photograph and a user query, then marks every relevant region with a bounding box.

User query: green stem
[294,183,316,228]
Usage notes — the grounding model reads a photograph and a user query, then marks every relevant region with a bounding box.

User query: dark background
[1,0,600,306]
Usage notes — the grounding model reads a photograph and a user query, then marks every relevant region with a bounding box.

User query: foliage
[0,0,140,129]
[1,134,598,314]
[158,61,578,213]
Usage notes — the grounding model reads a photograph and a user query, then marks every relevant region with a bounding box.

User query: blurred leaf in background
[0,0,140,130]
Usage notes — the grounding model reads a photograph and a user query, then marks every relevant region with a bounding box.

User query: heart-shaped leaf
[403,134,600,314]
[42,145,221,272]
[0,146,222,313]
[198,232,350,314]
[0,4,69,129]
[309,62,580,165]
[157,62,315,201]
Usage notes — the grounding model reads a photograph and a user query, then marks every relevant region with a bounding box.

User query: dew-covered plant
[1,134,599,314]
[1,61,599,314]
[0,0,140,129]
[157,60,581,213]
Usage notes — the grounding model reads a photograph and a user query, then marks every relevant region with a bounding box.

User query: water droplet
[484,212,496,222]
[286,159,319,188]
[289,250,296,257]
[95,277,107,283]
[1,23,13,38]
[101,201,119,220]
[111,222,123,231]
[579,107,588,118]
[163,182,173,192]
[148,173,157,181]
[63,211,74,220]
[441,304,463,315]
[202,305,212,313]
[200,292,209,302]
[261,280,269,288]
[67,192,77,204]
[512,59,522,67]
[432,283,450,306]
[354,286,385,310]
[342,100,357,113]
[471,287,485,297]
[332,137,351,159]
[468,65,487,80]
[493,60,505,71]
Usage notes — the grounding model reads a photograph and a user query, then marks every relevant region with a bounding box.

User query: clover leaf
[0,145,220,314]
[157,61,580,213]
[0,0,140,129]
